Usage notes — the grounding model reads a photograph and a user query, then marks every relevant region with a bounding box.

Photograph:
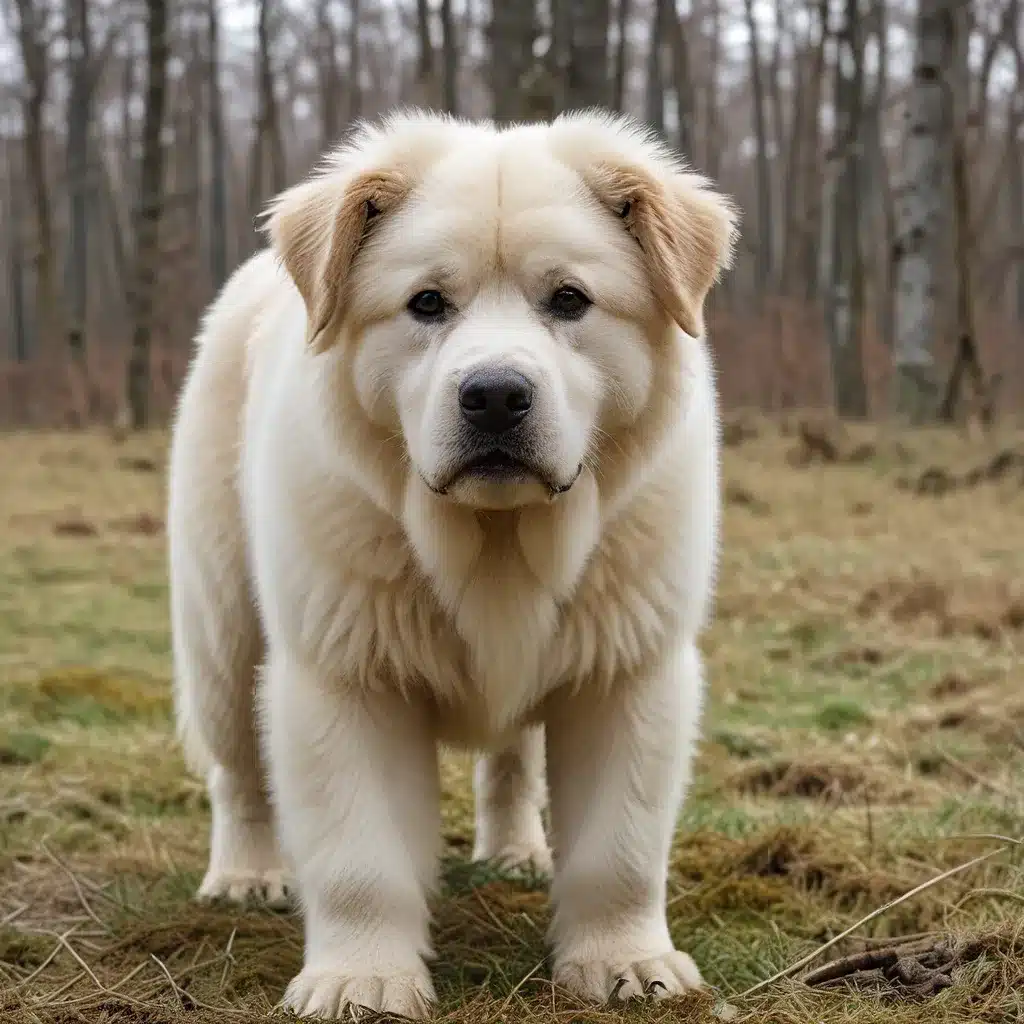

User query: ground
[0,417,1022,1024]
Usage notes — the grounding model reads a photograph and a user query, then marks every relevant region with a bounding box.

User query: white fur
[167,109,736,1018]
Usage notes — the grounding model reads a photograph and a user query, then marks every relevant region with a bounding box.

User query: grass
[0,417,1022,1023]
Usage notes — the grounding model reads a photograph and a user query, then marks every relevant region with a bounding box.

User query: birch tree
[892,0,954,422]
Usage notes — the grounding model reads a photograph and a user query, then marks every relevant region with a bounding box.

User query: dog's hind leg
[168,326,290,908]
[472,725,552,875]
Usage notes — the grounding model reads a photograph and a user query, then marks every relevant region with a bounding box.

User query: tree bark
[126,0,169,429]
[826,0,868,418]
[611,0,630,114]
[489,0,536,122]
[644,0,666,135]
[939,2,988,423]
[666,3,695,159]
[316,0,342,146]
[208,0,228,290]
[703,0,721,179]
[12,0,61,354]
[892,0,955,422]
[567,0,610,110]
[743,0,773,294]
[348,0,362,123]
[440,0,458,114]
[64,0,92,422]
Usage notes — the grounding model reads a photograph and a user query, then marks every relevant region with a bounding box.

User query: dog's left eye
[548,287,592,320]
[408,290,447,319]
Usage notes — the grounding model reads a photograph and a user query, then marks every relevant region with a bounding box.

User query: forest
[0,0,1020,428]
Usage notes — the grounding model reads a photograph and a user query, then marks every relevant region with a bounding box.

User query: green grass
[0,421,1022,1022]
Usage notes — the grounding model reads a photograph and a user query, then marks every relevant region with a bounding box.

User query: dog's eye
[408,290,446,319]
[548,287,591,320]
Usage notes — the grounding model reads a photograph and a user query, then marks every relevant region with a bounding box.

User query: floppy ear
[263,166,411,353]
[584,161,738,338]
[551,114,739,337]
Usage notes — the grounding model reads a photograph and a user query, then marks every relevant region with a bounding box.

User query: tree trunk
[126,0,169,430]
[208,0,228,290]
[743,0,773,294]
[440,0,458,114]
[316,0,341,146]
[703,0,721,179]
[644,0,666,135]
[414,0,435,104]
[12,0,61,354]
[939,3,988,423]
[548,0,572,115]
[65,0,92,422]
[800,0,829,302]
[5,146,30,363]
[892,0,954,422]
[611,0,631,113]
[779,27,806,294]
[826,0,868,418]
[666,4,695,159]
[567,0,610,110]
[348,0,362,123]
[489,0,536,122]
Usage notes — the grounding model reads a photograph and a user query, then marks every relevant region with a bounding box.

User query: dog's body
[168,110,737,1018]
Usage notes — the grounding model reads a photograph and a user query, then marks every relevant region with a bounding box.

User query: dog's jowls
[167,109,739,1019]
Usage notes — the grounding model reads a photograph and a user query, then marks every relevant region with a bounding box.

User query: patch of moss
[2,667,171,723]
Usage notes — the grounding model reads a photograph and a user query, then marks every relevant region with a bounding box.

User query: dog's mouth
[428,451,581,499]
[460,450,533,481]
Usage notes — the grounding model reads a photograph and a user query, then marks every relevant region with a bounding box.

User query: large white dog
[167,109,738,1019]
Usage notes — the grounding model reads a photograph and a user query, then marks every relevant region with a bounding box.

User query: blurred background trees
[0,0,1020,427]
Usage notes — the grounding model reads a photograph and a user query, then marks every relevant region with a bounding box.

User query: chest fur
[285,482,685,743]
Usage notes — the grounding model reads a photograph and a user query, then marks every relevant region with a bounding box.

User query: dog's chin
[428,452,579,510]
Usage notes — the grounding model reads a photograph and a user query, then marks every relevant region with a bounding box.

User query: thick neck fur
[402,473,601,733]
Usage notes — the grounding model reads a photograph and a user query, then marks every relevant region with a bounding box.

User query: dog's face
[266,113,738,511]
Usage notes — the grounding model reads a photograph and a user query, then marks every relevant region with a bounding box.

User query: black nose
[458,367,534,434]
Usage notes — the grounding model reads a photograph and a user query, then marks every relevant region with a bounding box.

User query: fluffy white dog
[167,109,738,1019]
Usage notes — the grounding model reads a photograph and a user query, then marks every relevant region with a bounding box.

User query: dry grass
[0,419,1022,1023]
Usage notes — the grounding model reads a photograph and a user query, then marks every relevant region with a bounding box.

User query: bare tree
[249,0,286,223]
[125,0,170,428]
[489,0,536,122]
[825,0,867,417]
[348,0,362,123]
[611,0,631,113]
[644,0,667,135]
[666,2,695,159]
[316,0,342,146]
[940,2,990,423]
[892,0,955,421]
[567,0,610,110]
[743,0,773,293]
[207,0,228,289]
[10,0,60,354]
[440,0,457,114]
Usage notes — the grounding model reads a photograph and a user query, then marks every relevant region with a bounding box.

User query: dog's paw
[555,949,703,1004]
[477,841,553,878]
[197,868,294,910]
[281,967,434,1019]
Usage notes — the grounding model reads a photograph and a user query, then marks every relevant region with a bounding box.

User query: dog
[167,109,738,1018]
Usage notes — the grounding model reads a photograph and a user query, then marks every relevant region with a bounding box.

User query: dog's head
[264,111,738,512]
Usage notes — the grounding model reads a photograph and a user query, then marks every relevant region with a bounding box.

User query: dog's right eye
[408,291,447,319]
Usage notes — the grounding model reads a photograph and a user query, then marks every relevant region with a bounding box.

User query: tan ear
[584,161,738,337]
[263,167,411,352]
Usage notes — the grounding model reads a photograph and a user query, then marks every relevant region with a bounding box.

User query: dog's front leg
[263,652,440,1020]
[545,641,705,1005]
